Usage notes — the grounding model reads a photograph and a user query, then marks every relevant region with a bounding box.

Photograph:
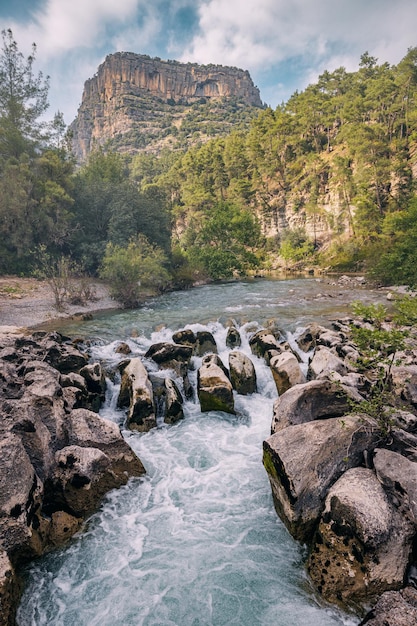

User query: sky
[1,0,416,126]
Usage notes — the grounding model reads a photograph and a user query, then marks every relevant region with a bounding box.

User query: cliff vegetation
[1,29,417,297]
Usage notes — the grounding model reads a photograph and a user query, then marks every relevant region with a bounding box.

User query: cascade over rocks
[0,330,145,625]
[263,317,417,616]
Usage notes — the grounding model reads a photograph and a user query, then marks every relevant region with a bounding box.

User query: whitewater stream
[17,277,385,626]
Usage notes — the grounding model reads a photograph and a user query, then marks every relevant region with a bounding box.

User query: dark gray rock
[226,326,241,349]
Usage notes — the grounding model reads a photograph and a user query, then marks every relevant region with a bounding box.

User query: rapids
[17,278,382,625]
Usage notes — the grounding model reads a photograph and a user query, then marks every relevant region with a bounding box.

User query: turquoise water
[17,278,377,625]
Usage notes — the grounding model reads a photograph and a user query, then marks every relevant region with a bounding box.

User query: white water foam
[17,293,361,626]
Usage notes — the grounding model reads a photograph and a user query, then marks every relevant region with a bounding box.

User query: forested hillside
[1,27,417,302]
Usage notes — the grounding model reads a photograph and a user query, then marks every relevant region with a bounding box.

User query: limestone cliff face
[70,52,263,162]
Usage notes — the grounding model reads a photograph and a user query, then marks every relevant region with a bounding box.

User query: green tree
[370,198,417,286]
[186,201,261,280]
[0,28,49,162]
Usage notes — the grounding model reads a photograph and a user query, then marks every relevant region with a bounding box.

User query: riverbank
[0,276,121,331]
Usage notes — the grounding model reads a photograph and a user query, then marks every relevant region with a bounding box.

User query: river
[17,277,385,626]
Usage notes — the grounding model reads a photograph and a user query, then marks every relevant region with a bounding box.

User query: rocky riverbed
[2,276,417,625]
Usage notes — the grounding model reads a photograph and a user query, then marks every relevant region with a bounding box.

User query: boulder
[269,351,306,395]
[317,328,345,349]
[296,323,326,352]
[308,467,415,606]
[195,330,217,356]
[359,587,417,626]
[308,345,352,379]
[150,375,184,425]
[228,351,257,395]
[118,358,156,432]
[271,379,363,433]
[226,326,241,349]
[373,448,417,524]
[172,329,197,349]
[79,362,106,398]
[197,354,235,414]
[263,415,380,541]
[53,445,128,517]
[115,342,131,355]
[144,342,193,377]
[249,329,280,363]
[390,429,417,462]
[164,378,184,424]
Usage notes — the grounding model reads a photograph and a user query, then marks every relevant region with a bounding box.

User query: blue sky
[1,0,416,126]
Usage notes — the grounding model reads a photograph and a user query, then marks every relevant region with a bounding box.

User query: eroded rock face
[70,52,263,161]
[308,467,415,606]
[0,331,146,625]
[263,415,380,542]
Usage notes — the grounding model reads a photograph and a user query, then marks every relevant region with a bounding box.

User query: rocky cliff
[70,52,263,162]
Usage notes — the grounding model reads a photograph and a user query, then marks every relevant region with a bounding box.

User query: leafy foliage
[185,202,262,280]
[348,301,408,436]
[99,234,171,308]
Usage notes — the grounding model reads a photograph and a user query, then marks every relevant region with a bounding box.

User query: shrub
[99,234,171,308]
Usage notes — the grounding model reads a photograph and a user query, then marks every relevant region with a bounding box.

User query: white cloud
[8,0,139,58]
[182,0,417,76]
[4,0,417,121]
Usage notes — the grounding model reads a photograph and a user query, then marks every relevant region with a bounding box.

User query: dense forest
[1,28,417,306]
